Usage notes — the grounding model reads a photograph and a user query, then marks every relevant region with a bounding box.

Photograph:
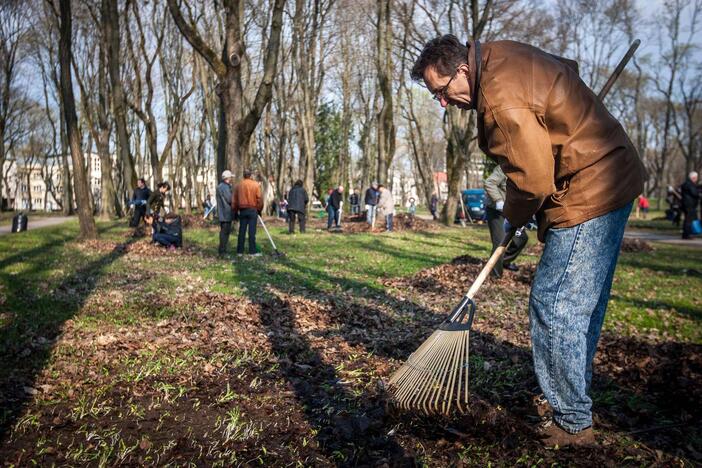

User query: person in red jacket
[637,195,650,219]
[232,169,263,256]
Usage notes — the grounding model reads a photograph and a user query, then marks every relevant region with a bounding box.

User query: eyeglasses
[432,69,459,101]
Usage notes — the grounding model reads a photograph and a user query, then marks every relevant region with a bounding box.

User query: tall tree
[167,0,285,179]
[375,0,395,185]
[0,1,29,211]
[103,0,136,202]
[57,0,97,238]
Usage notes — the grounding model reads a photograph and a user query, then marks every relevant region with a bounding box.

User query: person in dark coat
[484,165,528,277]
[146,212,182,250]
[148,181,171,218]
[216,170,234,256]
[430,192,439,220]
[287,180,308,234]
[349,189,360,215]
[129,178,151,228]
[364,182,379,226]
[681,171,699,239]
[327,185,344,229]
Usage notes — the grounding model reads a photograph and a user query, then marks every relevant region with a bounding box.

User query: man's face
[423,64,472,110]
[338,187,344,193]
[160,186,168,194]
[692,174,699,184]
[137,180,145,189]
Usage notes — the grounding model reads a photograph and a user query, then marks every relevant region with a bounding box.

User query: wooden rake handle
[466,229,515,299]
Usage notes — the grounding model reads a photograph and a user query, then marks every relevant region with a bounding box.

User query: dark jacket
[430,194,438,210]
[364,188,379,205]
[133,186,151,203]
[473,40,646,241]
[216,181,233,222]
[155,216,182,245]
[330,190,343,210]
[287,185,308,212]
[349,193,360,205]
[680,180,700,211]
[148,191,166,215]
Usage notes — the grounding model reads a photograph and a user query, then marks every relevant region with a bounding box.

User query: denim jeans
[153,232,179,247]
[365,205,376,225]
[530,202,632,433]
[327,206,338,228]
[237,208,258,254]
[385,213,393,231]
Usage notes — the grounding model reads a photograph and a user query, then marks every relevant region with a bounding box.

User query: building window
[34,199,42,205]
[33,185,42,192]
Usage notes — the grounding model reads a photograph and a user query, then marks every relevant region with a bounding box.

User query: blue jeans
[366,205,376,225]
[385,213,393,231]
[237,208,258,254]
[153,232,179,247]
[530,202,632,433]
[327,206,339,228]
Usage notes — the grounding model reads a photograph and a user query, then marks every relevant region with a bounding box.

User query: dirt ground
[0,233,699,466]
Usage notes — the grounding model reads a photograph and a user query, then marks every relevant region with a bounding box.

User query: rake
[387,38,641,415]
[386,230,514,415]
[258,215,286,258]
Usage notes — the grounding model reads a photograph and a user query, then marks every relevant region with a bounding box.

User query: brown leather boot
[536,420,596,448]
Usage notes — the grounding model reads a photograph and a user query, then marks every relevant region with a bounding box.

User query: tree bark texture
[58,0,97,238]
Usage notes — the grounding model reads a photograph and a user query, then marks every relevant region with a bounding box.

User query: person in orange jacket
[232,169,263,256]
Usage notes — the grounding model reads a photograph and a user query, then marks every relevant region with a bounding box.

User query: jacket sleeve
[256,185,263,211]
[231,185,239,211]
[487,108,556,227]
[484,165,506,205]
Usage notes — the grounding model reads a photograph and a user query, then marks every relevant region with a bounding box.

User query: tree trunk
[375,0,395,185]
[441,108,473,225]
[168,0,285,181]
[103,0,135,203]
[58,0,97,239]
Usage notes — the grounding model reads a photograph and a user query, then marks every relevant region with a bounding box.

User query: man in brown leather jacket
[232,169,263,256]
[411,35,646,447]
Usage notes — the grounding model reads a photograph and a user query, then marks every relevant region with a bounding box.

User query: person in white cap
[217,170,234,256]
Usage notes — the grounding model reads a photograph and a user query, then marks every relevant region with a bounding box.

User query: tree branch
[166,0,227,77]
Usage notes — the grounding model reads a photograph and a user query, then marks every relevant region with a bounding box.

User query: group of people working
[129,179,182,250]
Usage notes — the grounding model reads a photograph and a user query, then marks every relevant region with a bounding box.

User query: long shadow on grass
[0,236,135,439]
[231,256,411,465]
[249,251,702,463]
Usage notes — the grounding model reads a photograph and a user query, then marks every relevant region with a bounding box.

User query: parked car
[455,188,486,222]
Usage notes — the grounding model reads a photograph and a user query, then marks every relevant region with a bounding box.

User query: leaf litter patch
[1,253,699,465]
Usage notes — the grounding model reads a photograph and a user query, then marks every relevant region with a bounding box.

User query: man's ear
[457,63,470,76]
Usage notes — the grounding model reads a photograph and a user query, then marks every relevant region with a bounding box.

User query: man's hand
[145,215,153,225]
[495,200,504,211]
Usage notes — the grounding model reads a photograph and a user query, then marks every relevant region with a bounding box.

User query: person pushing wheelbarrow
[409,36,646,447]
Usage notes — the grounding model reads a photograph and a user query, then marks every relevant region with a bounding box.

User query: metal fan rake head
[387,298,474,415]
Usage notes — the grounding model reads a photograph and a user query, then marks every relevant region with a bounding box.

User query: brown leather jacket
[473,40,646,241]
[232,178,263,212]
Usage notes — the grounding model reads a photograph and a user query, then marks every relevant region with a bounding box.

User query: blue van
[457,189,486,221]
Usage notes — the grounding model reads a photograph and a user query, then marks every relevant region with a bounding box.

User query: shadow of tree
[0,235,136,439]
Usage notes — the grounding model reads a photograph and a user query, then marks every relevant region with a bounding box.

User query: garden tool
[386,229,515,415]
[387,39,641,415]
[258,215,286,258]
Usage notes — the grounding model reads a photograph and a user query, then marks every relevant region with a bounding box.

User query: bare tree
[0,1,31,211]
[57,0,97,238]
[375,0,395,185]
[651,0,701,199]
[103,0,136,203]
[167,0,285,179]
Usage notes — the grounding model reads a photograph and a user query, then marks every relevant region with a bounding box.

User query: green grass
[1,218,700,344]
[627,210,680,232]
